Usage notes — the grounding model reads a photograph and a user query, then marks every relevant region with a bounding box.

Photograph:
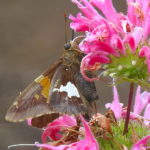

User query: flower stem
[123,82,134,135]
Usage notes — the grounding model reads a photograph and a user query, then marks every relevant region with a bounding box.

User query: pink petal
[131,135,150,150]
[140,91,150,103]
[133,86,143,115]
[132,27,143,47]
[35,142,76,150]
[76,116,99,150]
[105,86,123,119]
[126,0,137,25]
[142,0,150,39]
[143,11,150,39]
[105,103,111,109]
[80,39,119,56]
[121,109,139,120]
[69,13,91,32]
[139,46,150,73]
[139,46,150,57]
[72,0,101,20]
[124,35,136,52]
[90,0,120,24]
[42,115,76,142]
[127,2,145,26]
[142,0,150,16]
[110,35,125,55]
[80,52,110,81]
[143,104,150,126]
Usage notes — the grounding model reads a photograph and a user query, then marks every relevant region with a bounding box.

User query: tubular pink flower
[143,103,150,126]
[139,91,150,108]
[133,86,142,114]
[131,134,150,150]
[132,27,143,47]
[42,115,76,142]
[139,46,150,57]
[35,116,99,150]
[132,89,150,125]
[127,0,136,25]
[143,11,150,39]
[110,35,125,55]
[123,35,136,52]
[69,13,92,32]
[80,39,119,56]
[105,86,123,119]
[80,52,110,81]
[141,92,150,103]
[139,46,150,73]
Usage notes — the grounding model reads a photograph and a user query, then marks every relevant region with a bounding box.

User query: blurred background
[0,0,128,150]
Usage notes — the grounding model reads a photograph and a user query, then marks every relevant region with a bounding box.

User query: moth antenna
[8,143,35,149]
[64,13,68,43]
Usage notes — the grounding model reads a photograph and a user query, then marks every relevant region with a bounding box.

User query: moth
[5,36,99,127]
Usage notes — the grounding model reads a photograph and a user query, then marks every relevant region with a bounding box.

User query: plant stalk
[123,82,134,135]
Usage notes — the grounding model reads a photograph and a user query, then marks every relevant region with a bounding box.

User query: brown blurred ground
[0,1,128,150]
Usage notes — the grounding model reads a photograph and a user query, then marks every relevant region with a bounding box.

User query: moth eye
[64,42,71,50]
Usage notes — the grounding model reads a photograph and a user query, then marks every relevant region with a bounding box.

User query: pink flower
[131,135,150,150]
[35,116,99,150]
[140,91,150,125]
[134,88,150,114]
[105,86,123,119]
[144,103,150,125]
[42,115,76,142]
[105,86,150,125]
[70,0,150,83]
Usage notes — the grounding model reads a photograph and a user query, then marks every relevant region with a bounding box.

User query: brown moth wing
[5,58,63,122]
[49,64,92,115]
[31,113,60,128]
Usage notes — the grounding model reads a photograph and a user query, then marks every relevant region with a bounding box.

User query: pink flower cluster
[70,0,150,81]
[35,115,99,150]
[105,86,150,125]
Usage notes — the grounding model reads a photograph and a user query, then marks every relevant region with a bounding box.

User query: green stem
[123,82,134,135]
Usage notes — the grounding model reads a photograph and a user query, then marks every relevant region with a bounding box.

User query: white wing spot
[53,81,80,98]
